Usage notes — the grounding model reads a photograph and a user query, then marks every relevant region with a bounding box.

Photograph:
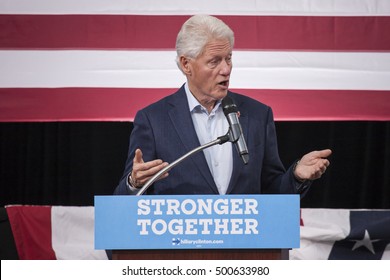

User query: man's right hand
[129,148,169,188]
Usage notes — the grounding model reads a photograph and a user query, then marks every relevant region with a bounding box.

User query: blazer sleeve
[260,108,311,195]
[113,109,156,195]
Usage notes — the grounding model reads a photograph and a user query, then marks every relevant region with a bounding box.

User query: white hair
[175,15,235,72]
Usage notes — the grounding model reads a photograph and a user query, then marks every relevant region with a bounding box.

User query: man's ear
[179,56,191,75]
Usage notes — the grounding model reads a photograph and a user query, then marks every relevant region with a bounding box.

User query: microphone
[222,96,249,164]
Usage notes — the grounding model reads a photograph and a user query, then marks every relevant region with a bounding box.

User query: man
[114,15,331,196]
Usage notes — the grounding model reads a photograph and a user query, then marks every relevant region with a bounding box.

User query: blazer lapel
[167,87,219,193]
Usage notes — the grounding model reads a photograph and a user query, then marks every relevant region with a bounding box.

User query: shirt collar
[184,83,222,114]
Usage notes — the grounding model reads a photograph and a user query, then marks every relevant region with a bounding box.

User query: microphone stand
[136,133,230,196]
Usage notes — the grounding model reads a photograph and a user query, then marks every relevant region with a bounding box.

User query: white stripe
[1,0,390,16]
[1,50,390,90]
[51,206,108,260]
[290,208,351,260]
[383,244,390,259]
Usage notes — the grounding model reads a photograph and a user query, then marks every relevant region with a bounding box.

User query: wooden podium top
[112,248,289,260]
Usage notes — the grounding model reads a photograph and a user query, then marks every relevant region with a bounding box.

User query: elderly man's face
[184,38,232,111]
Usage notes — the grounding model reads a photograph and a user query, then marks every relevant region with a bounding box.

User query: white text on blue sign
[136,198,260,235]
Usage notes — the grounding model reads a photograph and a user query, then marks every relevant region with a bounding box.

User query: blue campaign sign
[94,194,300,250]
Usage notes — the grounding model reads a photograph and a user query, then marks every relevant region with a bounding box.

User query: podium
[95,195,299,260]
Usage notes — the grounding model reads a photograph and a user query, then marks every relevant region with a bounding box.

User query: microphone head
[222,96,238,115]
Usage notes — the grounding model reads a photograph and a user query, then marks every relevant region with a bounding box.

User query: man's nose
[219,60,232,75]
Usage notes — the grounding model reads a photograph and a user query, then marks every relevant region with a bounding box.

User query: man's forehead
[202,39,232,56]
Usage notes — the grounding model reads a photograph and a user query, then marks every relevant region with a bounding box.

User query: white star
[351,230,380,254]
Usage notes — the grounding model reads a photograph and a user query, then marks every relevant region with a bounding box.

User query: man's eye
[208,60,219,68]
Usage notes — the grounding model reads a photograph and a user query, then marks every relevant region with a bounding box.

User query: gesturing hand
[293,149,332,181]
[130,148,169,188]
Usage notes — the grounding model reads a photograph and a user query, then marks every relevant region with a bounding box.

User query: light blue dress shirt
[185,83,233,194]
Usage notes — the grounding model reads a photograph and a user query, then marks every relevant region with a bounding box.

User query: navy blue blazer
[114,85,305,195]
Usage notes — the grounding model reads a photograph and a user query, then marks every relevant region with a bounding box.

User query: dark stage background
[0,121,389,209]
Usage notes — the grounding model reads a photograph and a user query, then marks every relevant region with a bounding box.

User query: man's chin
[215,88,229,98]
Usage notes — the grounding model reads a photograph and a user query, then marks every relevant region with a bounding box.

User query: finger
[324,159,330,168]
[137,159,166,172]
[316,149,332,158]
[133,148,144,164]
[142,162,169,177]
[313,168,325,179]
[138,163,169,184]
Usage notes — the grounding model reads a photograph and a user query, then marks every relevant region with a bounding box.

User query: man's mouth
[218,80,229,87]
